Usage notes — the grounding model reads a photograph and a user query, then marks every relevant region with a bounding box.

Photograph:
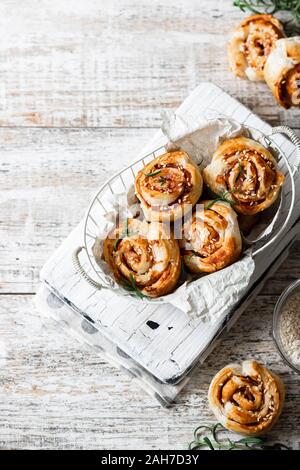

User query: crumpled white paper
[91,116,256,322]
[161,111,246,168]
[169,254,254,319]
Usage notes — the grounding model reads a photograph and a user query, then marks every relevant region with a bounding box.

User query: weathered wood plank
[0,292,298,449]
[0,0,299,128]
[0,127,153,293]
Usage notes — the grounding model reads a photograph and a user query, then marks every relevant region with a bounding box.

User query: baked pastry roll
[208,360,285,436]
[203,137,285,215]
[103,218,181,298]
[228,14,285,81]
[180,201,242,273]
[264,37,300,108]
[135,151,203,222]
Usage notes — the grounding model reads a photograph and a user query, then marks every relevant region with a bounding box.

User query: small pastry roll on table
[180,201,242,273]
[103,218,181,298]
[203,137,285,216]
[135,151,203,222]
[208,360,285,436]
[264,37,300,109]
[228,14,285,81]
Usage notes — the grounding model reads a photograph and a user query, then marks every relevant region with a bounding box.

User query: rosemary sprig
[233,1,300,34]
[188,422,290,451]
[204,191,236,210]
[234,0,263,14]
[144,169,161,177]
[122,273,146,299]
[234,0,300,17]
[113,218,129,251]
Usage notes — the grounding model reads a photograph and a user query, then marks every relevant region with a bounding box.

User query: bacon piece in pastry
[208,360,285,436]
[180,201,242,274]
[228,14,285,81]
[264,37,300,109]
[203,137,285,216]
[135,151,203,222]
[103,218,181,298]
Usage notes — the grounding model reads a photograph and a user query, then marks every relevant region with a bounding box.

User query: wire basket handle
[270,125,300,171]
[72,246,109,290]
[253,125,299,256]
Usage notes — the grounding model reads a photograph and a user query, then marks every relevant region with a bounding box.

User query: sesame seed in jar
[278,289,300,367]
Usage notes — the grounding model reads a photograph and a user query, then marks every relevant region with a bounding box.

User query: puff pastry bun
[180,201,242,273]
[208,360,285,436]
[135,151,203,222]
[203,137,285,215]
[103,218,181,298]
[228,14,285,81]
[264,37,300,108]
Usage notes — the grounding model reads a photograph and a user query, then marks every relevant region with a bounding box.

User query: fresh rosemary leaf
[113,219,129,251]
[188,422,290,451]
[212,423,225,443]
[144,169,161,177]
[233,1,300,33]
[233,0,261,14]
[236,437,264,445]
[204,198,223,210]
[194,425,213,439]
[222,190,236,203]
[121,273,146,299]
[129,272,136,286]
[203,437,215,450]
[113,237,122,251]
[204,191,236,210]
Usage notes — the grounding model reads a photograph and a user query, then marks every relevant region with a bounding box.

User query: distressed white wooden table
[0,0,299,450]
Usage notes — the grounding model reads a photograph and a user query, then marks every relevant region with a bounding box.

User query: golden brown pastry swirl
[180,201,242,273]
[135,151,203,222]
[103,218,181,298]
[264,37,300,109]
[228,14,285,81]
[208,360,285,436]
[203,137,285,216]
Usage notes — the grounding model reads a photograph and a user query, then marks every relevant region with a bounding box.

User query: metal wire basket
[73,123,300,302]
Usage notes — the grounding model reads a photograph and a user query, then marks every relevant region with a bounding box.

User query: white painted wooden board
[40,83,300,384]
[1,0,300,450]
